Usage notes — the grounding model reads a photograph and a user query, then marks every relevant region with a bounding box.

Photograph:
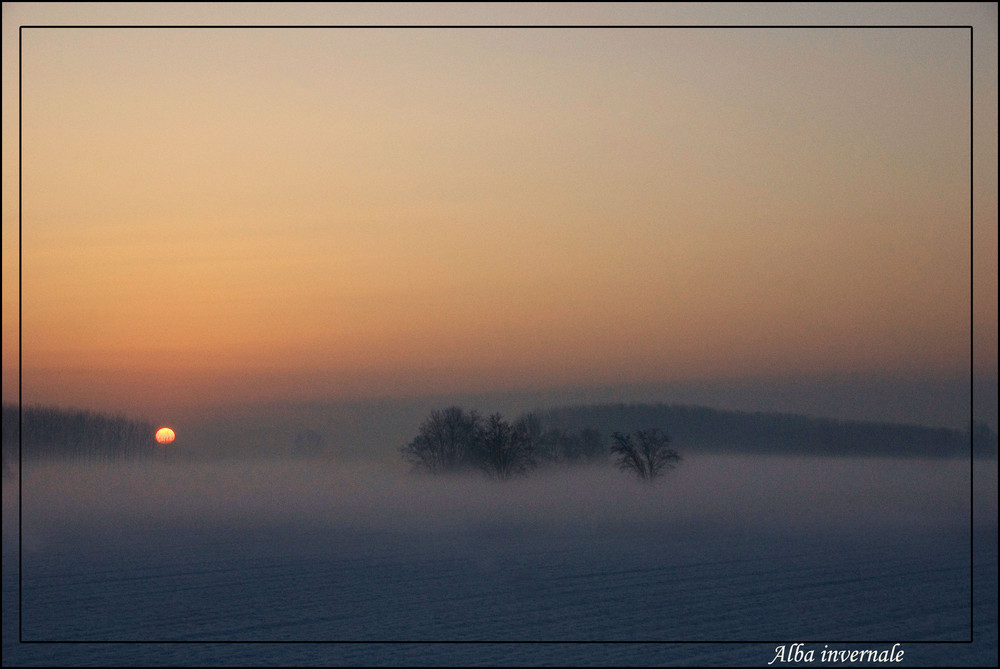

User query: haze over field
[12,455,991,536]
[3,453,996,662]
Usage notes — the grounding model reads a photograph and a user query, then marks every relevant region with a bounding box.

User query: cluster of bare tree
[400,406,681,482]
[399,407,538,480]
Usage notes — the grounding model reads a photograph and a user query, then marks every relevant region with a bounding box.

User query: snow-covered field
[3,454,997,665]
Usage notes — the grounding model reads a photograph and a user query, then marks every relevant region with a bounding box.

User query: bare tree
[610,428,680,482]
[400,406,484,474]
[478,413,537,480]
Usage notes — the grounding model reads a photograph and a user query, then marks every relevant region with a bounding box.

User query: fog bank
[12,455,991,543]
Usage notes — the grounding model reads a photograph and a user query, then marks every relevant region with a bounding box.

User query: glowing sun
[155,427,176,444]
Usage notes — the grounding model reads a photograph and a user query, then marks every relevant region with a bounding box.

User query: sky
[2,3,997,425]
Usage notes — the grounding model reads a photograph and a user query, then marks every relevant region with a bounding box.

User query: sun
[155,427,176,444]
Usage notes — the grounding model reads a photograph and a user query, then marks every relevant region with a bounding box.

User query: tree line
[2,404,156,470]
[399,406,680,482]
[536,403,997,459]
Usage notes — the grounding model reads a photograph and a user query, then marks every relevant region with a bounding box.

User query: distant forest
[2,401,996,473]
[2,404,155,471]
[535,403,997,459]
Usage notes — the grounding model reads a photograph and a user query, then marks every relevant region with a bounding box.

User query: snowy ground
[3,455,997,665]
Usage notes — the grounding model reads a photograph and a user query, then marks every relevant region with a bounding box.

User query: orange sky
[3,5,997,418]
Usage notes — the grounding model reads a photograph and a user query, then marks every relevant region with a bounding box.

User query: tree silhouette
[610,428,680,482]
[4,404,155,465]
[478,413,537,480]
[400,406,484,474]
[400,407,542,479]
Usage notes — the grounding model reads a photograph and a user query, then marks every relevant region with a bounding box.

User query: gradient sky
[2,4,997,418]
